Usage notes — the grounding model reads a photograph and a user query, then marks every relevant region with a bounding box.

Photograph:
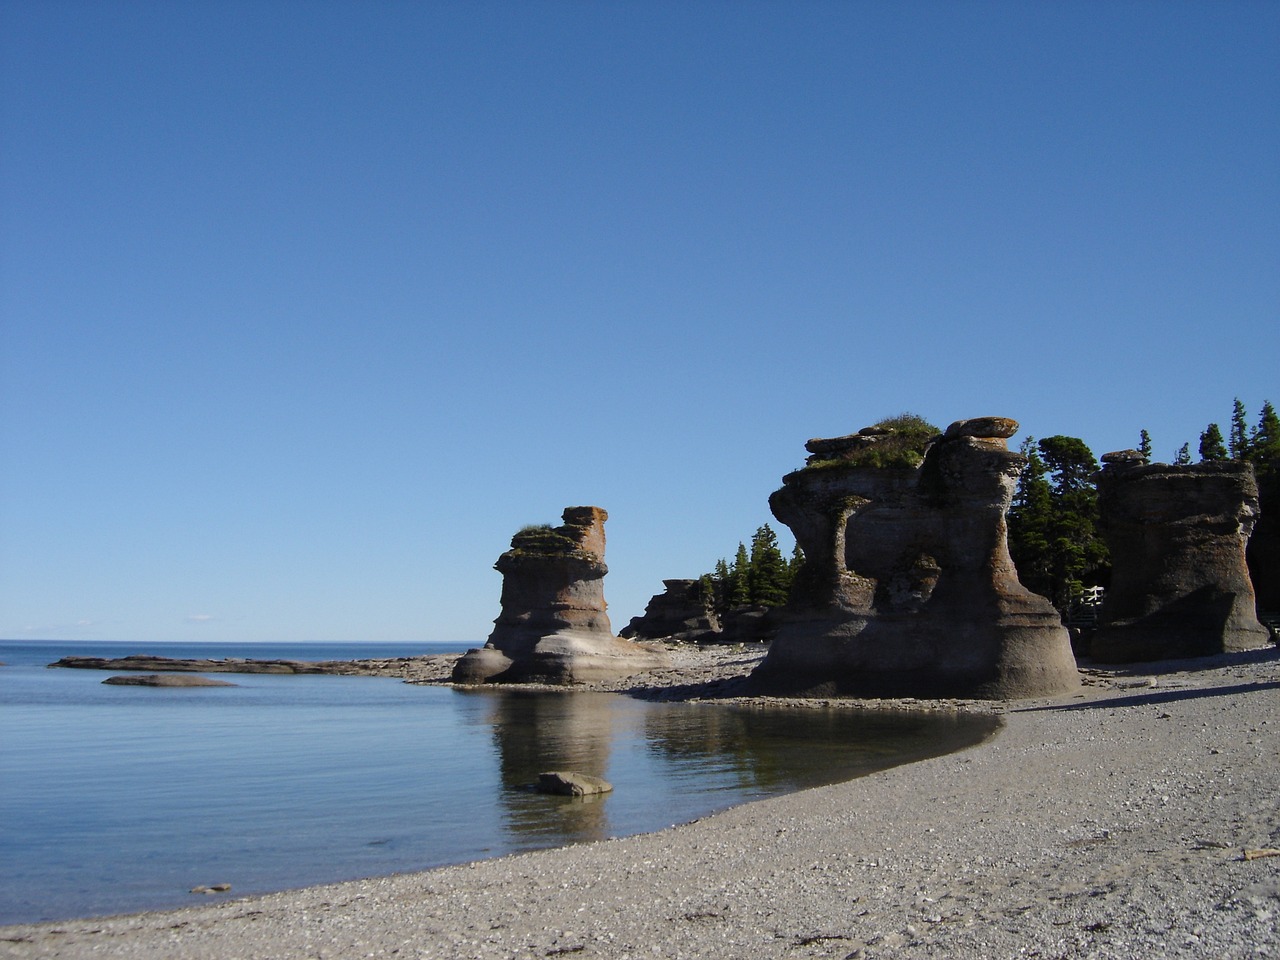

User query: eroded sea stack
[452,506,669,684]
[1089,455,1269,663]
[748,417,1080,699]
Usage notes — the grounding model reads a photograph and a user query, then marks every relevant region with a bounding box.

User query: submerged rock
[103,674,237,687]
[750,416,1080,700]
[536,771,613,797]
[452,507,669,685]
[1090,458,1270,662]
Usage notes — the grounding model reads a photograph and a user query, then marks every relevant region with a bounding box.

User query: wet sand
[3,645,1278,959]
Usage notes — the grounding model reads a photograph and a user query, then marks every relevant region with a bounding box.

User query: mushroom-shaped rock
[749,415,1079,700]
[452,507,670,685]
[1101,449,1147,466]
[942,416,1019,441]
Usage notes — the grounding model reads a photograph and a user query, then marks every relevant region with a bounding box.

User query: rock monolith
[749,417,1080,699]
[1089,458,1270,662]
[452,507,669,684]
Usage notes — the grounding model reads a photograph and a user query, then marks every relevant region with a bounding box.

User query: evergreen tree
[727,543,751,607]
[788,542,805,586]
[1007,439,1055,601]
[1246,401,1280,611]
[1230,398,1251,460]
[1038,436,1099,496]
[1249,401,1280,465]
[1174,443,1191,466]
[1008,436,1108,615]
[1199,423,1228,461]
[1138,429,1153,462]
[747,525,789,606]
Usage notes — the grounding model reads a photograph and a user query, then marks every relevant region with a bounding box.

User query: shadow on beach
[1014,678,1280,713]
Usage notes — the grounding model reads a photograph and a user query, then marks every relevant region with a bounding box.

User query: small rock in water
[536,771,613,797]
[190,883,232,895]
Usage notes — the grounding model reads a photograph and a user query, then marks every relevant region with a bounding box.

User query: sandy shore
[3,645,1278,959]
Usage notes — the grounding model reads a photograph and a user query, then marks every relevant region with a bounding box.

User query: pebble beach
[2,645,1278,960]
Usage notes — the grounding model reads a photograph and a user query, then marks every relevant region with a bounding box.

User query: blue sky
[2,1,1277,644]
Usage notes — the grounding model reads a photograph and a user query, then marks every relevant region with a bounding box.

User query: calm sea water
[0,640,998,925]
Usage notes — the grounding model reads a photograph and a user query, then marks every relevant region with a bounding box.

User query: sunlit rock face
[749,417,1080,700]
[452,507,669,684]
[1090,459,1270,663]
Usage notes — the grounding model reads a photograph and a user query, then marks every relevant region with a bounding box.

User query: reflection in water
[484,692,622,844]
[467,689,999,853]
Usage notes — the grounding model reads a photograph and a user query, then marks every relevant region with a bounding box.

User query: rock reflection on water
[464,689,999,852]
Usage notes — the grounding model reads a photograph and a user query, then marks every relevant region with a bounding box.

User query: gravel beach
[3,645,1278,959]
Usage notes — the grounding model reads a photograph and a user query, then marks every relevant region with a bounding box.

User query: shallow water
[0,641,997,924]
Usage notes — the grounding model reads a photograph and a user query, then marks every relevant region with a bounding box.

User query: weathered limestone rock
[621,579,721,643]
[535,771,613,796]
[1090,459,1269,662]
[749,417,1080,699]
[452,507,669,684]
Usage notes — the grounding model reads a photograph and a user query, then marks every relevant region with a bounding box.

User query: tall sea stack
[1090,456,1270,662]
[452,506,669,684]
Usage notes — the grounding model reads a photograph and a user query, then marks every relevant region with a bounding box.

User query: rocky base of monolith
[452,507,669,685]
[748,416,1080,700]
[1089,458,1270,663]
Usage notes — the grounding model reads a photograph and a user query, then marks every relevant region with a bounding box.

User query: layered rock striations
[452,507,669,684]
[621,579,721,644]
[749,417,1080,699]
[1089,458,1270,662]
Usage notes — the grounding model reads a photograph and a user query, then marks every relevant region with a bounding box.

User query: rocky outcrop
[54,655,336,674]
[452,507,669,684]
[49,655,421,676]
[749,417,1080,699]
[1089,459,1270,662]
[621,579,721,643]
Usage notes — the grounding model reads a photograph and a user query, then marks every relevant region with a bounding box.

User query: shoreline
[3,646,1278,958]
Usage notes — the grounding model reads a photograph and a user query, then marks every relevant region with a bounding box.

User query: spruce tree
[748,524,789,607]
[728,543,751,607]
[1230,398,1251,460]
[788,543,805,586]
[1249,401,1280,465]
[1007,439,1055,602]
[1138,429,1153,462]
[1009,436,1108,615]
[1199,423,1228,461]
[1174,443,1191,466]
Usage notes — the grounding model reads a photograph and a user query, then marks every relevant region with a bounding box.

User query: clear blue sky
[2,1,1277,644]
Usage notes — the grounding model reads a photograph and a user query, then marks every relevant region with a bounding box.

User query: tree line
[702,399,1276,624]
[698,524,804,616]
[1008,398,1278,618]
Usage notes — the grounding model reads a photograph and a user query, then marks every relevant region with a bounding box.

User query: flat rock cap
[943,417,1019,440]
[1102,449,1146,464]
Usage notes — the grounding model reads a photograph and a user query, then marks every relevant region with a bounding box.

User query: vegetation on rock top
[508,524,584,557]
[805,413,941,471]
